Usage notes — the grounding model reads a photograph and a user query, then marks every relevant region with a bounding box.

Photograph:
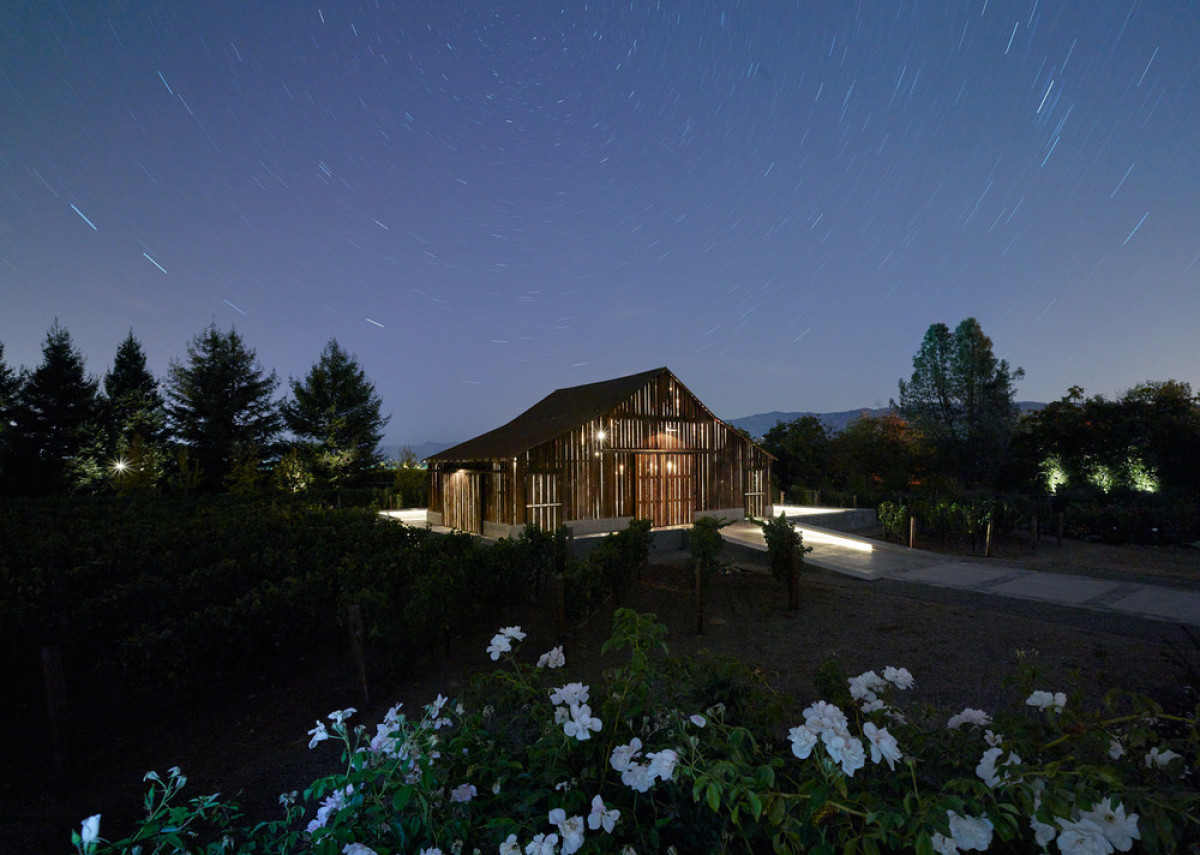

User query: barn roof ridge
[427,366,689,462]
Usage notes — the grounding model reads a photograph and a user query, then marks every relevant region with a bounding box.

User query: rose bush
[74,610,1198,854]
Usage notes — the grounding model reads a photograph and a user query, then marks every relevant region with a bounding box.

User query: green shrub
[74,611,1200,855]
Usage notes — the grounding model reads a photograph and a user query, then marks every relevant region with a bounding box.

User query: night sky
[3,2,1198,447]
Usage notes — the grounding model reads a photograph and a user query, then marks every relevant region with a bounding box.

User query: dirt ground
[879,524,1200,587]
[9,537,1199,854]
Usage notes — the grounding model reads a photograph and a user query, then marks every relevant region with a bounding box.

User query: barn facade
[426,367,772,538]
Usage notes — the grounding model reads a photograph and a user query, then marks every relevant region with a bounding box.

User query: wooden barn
[426,367,772,537]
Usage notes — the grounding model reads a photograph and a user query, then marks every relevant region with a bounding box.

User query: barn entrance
[443,470,484,534]
[635,452,694,527]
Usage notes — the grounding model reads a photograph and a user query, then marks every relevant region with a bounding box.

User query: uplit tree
[1119,380,1200,496]
[9,322,102,493]
[894,318,1023,487]
[164,325,281,491]
[1025,381,1200,498]
[102,332,168,490]
[282,338,389,483]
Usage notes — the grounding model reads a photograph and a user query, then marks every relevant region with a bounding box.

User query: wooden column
[513,456,526,526]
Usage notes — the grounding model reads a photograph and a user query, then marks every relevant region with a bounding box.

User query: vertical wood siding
[524,470,561,530]
[442,469,483,533]
[431,371,772,531]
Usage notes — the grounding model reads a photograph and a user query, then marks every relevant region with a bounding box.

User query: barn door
[444,471,484,534]
[636,453,693,527]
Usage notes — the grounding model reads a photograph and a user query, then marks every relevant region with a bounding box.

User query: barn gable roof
[427,367,722,462]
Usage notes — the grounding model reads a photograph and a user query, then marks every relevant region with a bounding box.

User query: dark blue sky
[3,2,1198,446]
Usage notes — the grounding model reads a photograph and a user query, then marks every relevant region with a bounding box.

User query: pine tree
[894,318,1024,487]
[104,331,165,443]
[283,338,390,482]
[12,322,102,493]
[0,342,22,486]
[164,325,281,490]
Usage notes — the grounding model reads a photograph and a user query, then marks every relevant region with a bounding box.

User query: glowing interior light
[796,526,874,552]
[596,429,607,441]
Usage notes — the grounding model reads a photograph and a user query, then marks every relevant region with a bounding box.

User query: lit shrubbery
[72,610,1198,854]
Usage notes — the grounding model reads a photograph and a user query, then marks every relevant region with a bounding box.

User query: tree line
[0,322,394,496]
[762,318,1200,538]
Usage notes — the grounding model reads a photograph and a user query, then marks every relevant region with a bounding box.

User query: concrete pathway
[721,521,1200,628]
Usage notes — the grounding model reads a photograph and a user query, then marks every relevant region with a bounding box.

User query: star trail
[2,2,1198,446]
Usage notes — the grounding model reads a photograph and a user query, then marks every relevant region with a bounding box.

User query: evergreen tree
[283,338,390,481]
[164,325,281,490]
[104,331,165,444]
[11,322,102,493]
[894,318,1023,487]
[0,343,16,415]
[0,342,22,486]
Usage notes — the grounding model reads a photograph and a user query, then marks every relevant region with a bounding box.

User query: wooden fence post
[985,520,993,558]
[908,515,917,549]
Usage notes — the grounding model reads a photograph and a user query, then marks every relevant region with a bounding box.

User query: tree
[109,433,167,495]
[282,338,390,482]
[1025,381,1200,498]
[0,342,22,486]
[761,416,831,501]
[164,325,281,491]
[1119,380,1200,496]
[103,332,168,491]
[9,322,102,493]
[829,412,925,496]
[894,318,1023,487]
[104,331,165,444]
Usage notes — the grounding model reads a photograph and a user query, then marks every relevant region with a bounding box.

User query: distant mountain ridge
[385,402,1046,458]
[728,402,1045,440]
[727,408,892,439]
